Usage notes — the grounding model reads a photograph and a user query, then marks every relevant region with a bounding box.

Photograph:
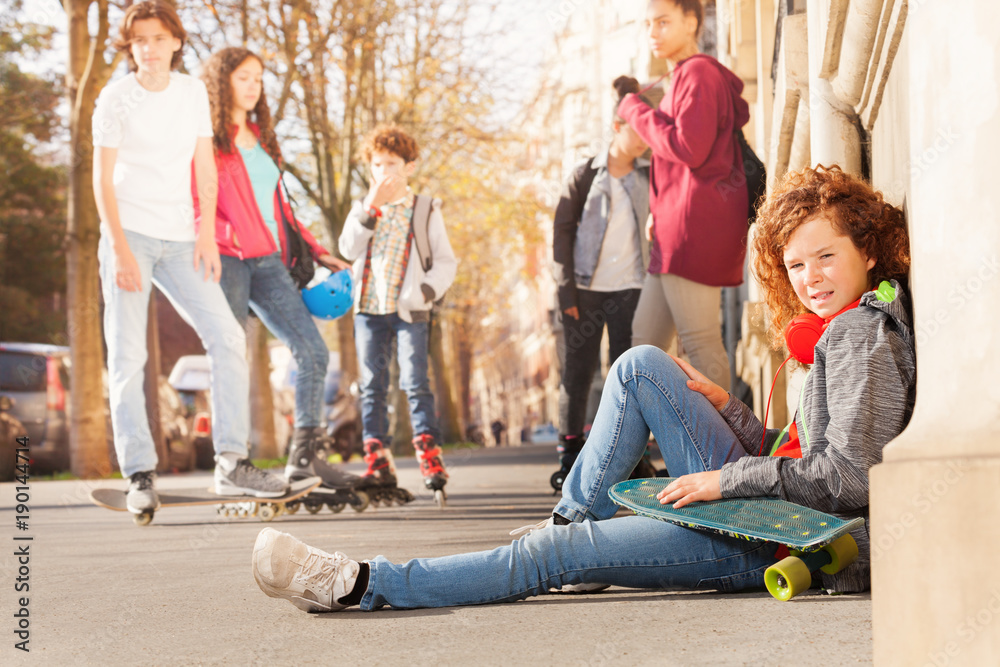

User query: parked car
[0,395,29,482]
[167,355,214,470]
[0,343,72,473]
[530,423,560,446]
[169,353,293,465]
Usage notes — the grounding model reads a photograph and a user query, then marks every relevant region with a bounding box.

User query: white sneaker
[126,471,160,513]
[252,528,360,613]
[509,517,610,594]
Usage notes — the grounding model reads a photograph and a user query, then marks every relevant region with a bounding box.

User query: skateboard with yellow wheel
[609,478,863,601]
[90,477,322,526]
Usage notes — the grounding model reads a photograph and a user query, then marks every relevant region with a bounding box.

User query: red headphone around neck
[783,297,863,365]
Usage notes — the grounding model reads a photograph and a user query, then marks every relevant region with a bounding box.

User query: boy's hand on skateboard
[657,471,722,509]
[669,354,729,412]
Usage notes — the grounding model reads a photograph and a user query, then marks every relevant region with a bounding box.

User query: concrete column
[870,1,1000,665]
[767,13,809,190]
[754,0,777,154]
[806,0,861,173]
[831,0,885,106]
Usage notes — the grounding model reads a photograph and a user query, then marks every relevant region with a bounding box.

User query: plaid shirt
[358,193,414,314]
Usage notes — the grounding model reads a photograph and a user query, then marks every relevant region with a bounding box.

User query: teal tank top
[238,142,281,248]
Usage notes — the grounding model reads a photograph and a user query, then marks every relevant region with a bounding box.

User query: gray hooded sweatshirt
[717,279,916,593]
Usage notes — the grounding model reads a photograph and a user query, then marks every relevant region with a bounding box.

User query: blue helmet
[301,268,353,320]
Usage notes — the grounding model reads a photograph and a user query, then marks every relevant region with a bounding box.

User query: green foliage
[0,17,66,343]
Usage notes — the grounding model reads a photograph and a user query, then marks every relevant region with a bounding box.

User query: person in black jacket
[550,76,651,489]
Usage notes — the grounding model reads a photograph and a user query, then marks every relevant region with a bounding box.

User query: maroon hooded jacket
[618,54,750,286]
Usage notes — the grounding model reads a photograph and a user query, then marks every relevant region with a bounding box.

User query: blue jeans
[354,312,439,444]
[98,230,249,477]
[219,253,328,429]
[358,346,775,610]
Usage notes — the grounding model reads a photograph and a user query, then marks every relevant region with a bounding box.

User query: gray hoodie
[717,279,916,592]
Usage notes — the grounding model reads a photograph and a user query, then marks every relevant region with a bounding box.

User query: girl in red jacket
[617,0,751,391]
[198,47,357,496]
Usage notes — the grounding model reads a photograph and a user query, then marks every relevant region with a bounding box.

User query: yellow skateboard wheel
[820,534,859,575]
[765,556,812,601]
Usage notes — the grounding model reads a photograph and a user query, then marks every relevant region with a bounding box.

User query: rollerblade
[550,434,583,494]
[284,427,370,515]
[413,433,448,508]
[356,438,415,507]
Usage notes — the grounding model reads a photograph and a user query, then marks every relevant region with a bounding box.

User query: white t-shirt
[586,175,645,292]
[92,73,213,242]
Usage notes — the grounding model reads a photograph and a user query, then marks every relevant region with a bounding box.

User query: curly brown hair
[201,48,281,161]
[752,165,910,350]
[360,124,419,163]
[113,1,187,73]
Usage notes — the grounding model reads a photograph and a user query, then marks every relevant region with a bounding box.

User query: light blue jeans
[99,230,250,477]
[219,253,328,429]
[359,346,776,610]
[354,312,439,444]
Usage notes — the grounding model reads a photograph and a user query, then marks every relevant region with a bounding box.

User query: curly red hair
[752,165,910,350]
[360,124,419,163]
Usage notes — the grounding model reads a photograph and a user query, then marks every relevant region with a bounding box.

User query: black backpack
[736,129,767,225]
[276,175,315,289]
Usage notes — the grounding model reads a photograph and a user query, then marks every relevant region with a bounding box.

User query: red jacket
[192,123,330,263]
[618,54,750,286]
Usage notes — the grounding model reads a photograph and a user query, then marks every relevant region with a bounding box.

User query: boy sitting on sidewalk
[338,124,457,500]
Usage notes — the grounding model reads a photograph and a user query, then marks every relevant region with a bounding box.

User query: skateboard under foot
[90,476,322,526]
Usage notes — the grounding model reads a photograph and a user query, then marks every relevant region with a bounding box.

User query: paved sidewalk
[1,444,872,666]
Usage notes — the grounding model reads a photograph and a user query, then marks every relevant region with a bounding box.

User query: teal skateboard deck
[90,476,321,526]
[610,478,865,600]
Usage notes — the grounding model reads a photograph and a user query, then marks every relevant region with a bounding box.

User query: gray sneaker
[215,459,289,498]
[126,471,160,513]
[252,528,360,613]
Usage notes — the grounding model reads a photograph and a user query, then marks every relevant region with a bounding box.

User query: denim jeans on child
[354,312,440,444]
[220,253,328,429]
[99,230,250,477]
[358,345,776,610]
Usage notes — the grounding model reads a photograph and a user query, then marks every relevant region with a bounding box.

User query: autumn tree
[64,0,120,476]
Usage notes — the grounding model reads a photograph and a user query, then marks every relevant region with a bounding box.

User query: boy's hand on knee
[657,471,722,509]
[669,354,729,412]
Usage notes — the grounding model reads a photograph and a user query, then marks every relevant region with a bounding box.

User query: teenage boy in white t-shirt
[92,0,288,514]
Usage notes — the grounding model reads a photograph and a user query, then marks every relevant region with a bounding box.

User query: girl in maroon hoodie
[618,0,750,390]
[198,47,358,495]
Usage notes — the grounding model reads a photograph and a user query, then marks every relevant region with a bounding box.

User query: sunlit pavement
[2,444,871,666]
